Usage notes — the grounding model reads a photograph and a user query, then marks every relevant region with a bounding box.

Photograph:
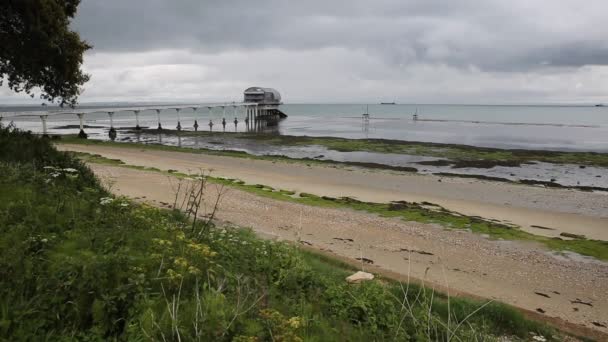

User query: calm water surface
[3,103,608,152]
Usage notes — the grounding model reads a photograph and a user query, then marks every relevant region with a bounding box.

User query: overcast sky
[2,0,608,104]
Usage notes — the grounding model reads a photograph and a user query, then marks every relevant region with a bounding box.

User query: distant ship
[380,102,396,105]
[595,104,605,107]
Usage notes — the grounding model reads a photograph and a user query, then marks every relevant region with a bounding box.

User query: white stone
[346,271,374,283]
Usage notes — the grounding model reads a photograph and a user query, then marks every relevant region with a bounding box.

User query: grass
[0,124,568,341]
[72,151,608,262]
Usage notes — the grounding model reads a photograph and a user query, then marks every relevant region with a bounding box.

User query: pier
[0,87,287,139]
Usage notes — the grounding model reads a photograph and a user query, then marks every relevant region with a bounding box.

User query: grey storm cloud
[3,0,607,104]
[72,0,608,72]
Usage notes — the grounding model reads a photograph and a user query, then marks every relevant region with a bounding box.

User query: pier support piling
[108,112,117,140]
[77,113,87,139]
[175,108,182,131]
[134,110,141,130]
[156,109,162,130]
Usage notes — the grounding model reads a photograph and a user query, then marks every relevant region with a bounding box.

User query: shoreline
[56,142,608,241]
[59,133,608,191]
[132,129,608,158]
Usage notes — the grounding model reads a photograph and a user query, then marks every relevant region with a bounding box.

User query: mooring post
[108,112,117,140]
[77,113,87,139]
[156,109,162,130]
[209,119,213,131]
[175,108,182,131]
[40,114,49,137]
[134,110,141,130]
[191,106,198,131]
[207,106,213,126]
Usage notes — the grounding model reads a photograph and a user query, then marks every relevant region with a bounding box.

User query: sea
[2,103,608,152]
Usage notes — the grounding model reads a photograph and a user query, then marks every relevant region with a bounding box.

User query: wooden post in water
[175,108,182,131]
[134,110,141,130]
[108,112,117,140]
[156,109,162,130]
[207,106,213,127]
[191,107,198,131]
[77,113,87,138]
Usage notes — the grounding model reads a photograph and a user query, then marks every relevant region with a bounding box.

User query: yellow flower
[187,242,217,258]
[152,238,172,247]
[166,268,182,280]
[173,257,189,268]
[288,317,303,329]
[187,266,201,275]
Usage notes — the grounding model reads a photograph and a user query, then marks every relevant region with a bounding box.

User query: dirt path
[89,164,608,335]
[58,143,608,241]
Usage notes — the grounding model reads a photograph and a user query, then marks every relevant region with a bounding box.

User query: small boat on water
[595,104,605,107]
[380,102,396,105]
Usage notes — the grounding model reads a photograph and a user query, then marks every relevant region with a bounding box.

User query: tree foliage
[0,0,91,106]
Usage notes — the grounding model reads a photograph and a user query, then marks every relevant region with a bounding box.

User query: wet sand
[87,164,608,336]
[58,143,608,241]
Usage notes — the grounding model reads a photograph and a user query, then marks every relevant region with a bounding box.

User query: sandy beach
[86,163,608,336]
[56,143,608,336]
[58,143,608,240]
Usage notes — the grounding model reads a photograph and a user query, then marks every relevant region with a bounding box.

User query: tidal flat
[61,130,608,190]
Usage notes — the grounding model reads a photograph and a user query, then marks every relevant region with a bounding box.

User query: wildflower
[166,268,182,281]
[152,238,172,247]
[288,317,303,329]
[174,257,189,268]
[43,166,56,170]
[187,266,201,275]
[62,168,79,173]
[532,336,546,342]
[150,253,162,259]
[120,202,129,207]
[100,197,114,205]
